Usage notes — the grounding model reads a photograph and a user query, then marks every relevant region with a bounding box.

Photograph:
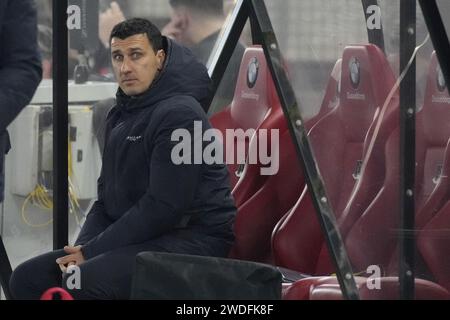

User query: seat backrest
[232,58,342,207]
[209,46,282,188]
[416,52,450,292]
[373,52,450,279]
[306,59,342,128]
[343,52,450,278]
[326,47,401,274]
[230,47,276,130]
[229,59,342,263]
[282,53,450,297]
[415,52,450,226]
[272,44,397,275]
[311,45,394,214]
[209,46,293,263]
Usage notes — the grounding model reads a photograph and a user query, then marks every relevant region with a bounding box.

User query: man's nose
[120,58,132,74]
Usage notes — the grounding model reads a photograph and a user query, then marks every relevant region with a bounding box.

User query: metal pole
[206,0,248,113]
[52,0,69,250]
[399,0,416,300]
[361,0,386,53]
[249,0,359,300]
[418,0,450,95]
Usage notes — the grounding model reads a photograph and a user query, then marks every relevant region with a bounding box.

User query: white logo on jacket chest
[126,135,142,142]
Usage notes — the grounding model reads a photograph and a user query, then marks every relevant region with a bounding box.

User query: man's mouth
[122,79,137,84]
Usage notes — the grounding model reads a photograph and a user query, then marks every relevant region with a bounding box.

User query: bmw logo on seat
[247,57,259,88]
[437,66,446,92]
[349,57,361,89]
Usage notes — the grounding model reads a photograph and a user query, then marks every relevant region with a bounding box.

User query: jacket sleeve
[0,0,42,133]
[74,168,113,246]
[75,107,119,247]
[81,106,203,259]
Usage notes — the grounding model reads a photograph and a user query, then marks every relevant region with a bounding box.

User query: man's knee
[9,249,65,299]
[61,266,83,298]
[61,265,113,300]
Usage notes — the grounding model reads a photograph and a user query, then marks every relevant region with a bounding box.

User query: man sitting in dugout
[10,17,236,300]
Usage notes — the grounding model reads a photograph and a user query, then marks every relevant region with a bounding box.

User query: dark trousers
[9,242,166,300]
[0,234,12,299]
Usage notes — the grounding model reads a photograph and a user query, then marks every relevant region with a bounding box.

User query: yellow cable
[21,185,52,228]
[35,185,52,209]
[21,138,87,228]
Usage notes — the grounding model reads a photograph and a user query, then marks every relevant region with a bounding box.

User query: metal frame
[53,0,69,250]
[0,0,70,300]
[207,0,249,112]
[362,0,386,52]
[399,0,416,300]
[419,0,450,96]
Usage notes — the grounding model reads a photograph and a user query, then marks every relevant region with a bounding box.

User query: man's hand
[56,245,85,273]
[99,1,125,48]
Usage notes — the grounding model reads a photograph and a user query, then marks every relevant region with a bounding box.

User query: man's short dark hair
[110,18,163,53]
[169,0,224,16]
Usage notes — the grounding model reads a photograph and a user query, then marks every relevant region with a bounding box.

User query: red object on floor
[40,287,74,300]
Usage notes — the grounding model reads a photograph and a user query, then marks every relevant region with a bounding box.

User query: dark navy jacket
[76,38,236,259]
[0,0,42,202]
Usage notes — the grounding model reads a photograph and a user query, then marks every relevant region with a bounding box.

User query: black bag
[131,252,282,300]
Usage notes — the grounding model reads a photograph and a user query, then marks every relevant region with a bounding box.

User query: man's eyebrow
[111,47,144,55]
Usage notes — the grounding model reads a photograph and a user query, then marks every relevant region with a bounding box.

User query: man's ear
[156,50,166,70]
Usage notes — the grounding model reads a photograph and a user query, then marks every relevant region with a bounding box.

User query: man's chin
[121,87,145,97]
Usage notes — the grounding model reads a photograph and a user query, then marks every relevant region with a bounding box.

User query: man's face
[111,33,165,96]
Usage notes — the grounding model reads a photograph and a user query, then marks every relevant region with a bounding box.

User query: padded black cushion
[131,252,282,300]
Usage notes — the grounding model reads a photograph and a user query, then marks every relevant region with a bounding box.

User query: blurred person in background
[163,0,245,113]
[0,0,42,298]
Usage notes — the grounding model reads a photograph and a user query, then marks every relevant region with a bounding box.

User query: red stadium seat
[210,48,341,193]
[415,52,450,228]
[209,46,283,189]
[416,52,450,292]
[210,46,297,263]
[232,58,342,208]
[384,52,450,277]
[283,276,449,300]
[272,44,398,277]
[282,51,450,300]
[219,48,342,263]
